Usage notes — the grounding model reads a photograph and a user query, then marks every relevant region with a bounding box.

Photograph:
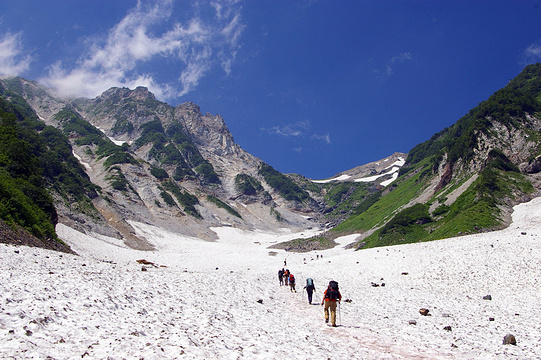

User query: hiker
[278,268,284,286]
[289,273,296,292]
[321,280,342,327]
[304,278,316,304]
[283,269,290,286]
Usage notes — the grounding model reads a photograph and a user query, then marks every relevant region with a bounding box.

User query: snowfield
[2,197,541,359]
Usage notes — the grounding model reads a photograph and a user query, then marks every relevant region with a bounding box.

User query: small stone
[521,232,527,235]
[14,250,19,254]
[141,266,147,271]
[483,295,492,300]
[256,299,263,304]
[489,317,495,321]
[419,308,430,316]
[401,272,409,275]
[503,334,517,345]
[443,326,452,331]
[408,320,417,325]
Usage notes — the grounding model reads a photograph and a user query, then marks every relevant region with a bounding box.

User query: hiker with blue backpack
[303,278,316,304]
[321,280,342,327]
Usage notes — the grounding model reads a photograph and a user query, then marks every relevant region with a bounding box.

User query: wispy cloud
[40,0,244,100]
[386,52,412,76]
[370,52,413,79]
[261,120,331,146]
[0,32,31,77]
[261,120,310,137]
[524,41,541,63]
[312,134,331,144]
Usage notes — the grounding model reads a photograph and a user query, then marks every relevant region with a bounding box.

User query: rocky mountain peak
[176,101,202,115]
[96,86,156,104]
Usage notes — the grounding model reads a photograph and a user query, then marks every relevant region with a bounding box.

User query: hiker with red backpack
[289,273,296,292]
[321,280,342,327]
[304,278,316,304]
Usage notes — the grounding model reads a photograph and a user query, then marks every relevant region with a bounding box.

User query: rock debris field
[2,197,541,359]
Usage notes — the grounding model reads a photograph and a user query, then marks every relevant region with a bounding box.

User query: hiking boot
[325,319,329,323]
[332,324,337,327]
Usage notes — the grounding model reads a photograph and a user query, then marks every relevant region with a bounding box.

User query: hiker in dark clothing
[304,278,316,304]
[321,280,342,327]
[289,273,296,292]
[278,268,284,286]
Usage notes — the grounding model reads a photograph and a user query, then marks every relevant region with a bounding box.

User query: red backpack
[289,274,295,283]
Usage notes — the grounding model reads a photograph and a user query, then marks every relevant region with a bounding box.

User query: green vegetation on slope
[259,163,312,203]
[404,63,541,174]
[161,180,201,218]
[56,107,137,169]
[133,120,220,184]
[0,93,99,242]
[235,173,263,196]
[207,195,241,218]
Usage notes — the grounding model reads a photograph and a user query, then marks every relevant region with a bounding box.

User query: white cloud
[0,32,32,77]
[262,121,331,146]
[312,134,331,144]
[261,120,310,137]
[40,0,244,100]
[385,52,412,76]
[524,41,541,62]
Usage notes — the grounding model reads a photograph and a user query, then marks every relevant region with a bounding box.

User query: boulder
[503,334,517,345]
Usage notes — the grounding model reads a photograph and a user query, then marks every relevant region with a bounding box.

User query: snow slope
[2,197,541,359]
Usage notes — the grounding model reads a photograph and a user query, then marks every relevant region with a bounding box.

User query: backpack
[289,274,295,283]
[326,281,339,300]
[306,278,313,286]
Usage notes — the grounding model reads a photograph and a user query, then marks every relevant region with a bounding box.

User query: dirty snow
[2,197,541,359]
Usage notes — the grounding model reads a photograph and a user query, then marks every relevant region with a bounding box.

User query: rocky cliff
[1,78,326,249]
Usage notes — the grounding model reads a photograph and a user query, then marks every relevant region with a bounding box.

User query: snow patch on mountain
[313,153,407,185]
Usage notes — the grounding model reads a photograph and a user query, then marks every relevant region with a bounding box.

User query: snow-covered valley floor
[2,198,541,359]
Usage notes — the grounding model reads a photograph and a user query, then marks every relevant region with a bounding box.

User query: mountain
[312,152,407,186]
[313,63,541,249]
[2,63,541,254]
[0,78,334,251]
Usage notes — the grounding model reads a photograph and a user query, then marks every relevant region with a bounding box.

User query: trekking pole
[338,301,341,326]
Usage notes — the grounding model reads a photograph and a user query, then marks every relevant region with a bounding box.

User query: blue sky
[1,1,541,179]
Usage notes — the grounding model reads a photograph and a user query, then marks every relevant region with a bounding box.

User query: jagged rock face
[2,79,324,248]
[175,102,256,158]
[474,118,541,173]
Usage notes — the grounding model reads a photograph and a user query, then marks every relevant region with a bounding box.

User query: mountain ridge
[2,63,541,254]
